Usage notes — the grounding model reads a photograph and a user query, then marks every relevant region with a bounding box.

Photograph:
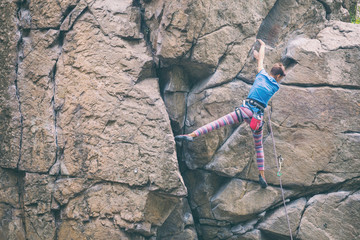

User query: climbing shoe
[175,135,194,142]
[259,175,268,189]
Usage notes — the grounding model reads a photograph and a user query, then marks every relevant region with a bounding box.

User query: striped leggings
[190,106,265,171]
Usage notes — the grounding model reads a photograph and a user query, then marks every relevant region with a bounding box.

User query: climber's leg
[175,106,252,142]
[253,125,267,188]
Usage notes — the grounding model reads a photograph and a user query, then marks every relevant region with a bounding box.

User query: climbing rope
[277,155,283,177]
[267,108,294,240]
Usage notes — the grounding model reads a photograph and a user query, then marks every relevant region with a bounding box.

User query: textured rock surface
[0,0,359,239]
[0,0,21,169]
[258,198,307,239]
[298,191,360,239]
[210,179,293,222]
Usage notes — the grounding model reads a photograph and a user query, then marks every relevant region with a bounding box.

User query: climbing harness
[235,107,243,123]
[245,98,265,112]
[243,99,265,131]
[267,108,294,240]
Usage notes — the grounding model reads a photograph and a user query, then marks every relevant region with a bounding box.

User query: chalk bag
[250,113,262,131]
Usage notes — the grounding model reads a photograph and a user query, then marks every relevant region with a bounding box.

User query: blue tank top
[247,69,279,107]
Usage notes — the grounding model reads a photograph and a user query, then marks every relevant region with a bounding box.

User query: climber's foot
[259,175,268,189]
[175,135,194,142]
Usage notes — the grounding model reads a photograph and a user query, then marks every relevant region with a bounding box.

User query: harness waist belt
[246,98,265,111]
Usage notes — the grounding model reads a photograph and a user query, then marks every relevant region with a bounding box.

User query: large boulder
[53,11,185,195]
[297,191,360,239]
[258,198,307,239]
[210,179,293,222]
[156,198,197,240]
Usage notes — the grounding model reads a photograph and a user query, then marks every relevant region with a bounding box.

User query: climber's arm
[254,39,265,73]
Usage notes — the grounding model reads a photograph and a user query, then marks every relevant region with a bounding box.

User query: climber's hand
[257,39,265,45]
[253,50,259,60]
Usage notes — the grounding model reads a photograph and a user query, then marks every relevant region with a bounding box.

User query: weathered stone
[231,218,259,235]
[217,227,234,239]
[62,183,146,221]
[60,0,88,32]
[211,179,293,222]
[229,230,263,240]
[25,0,80,30]
[0,204,26,240]
[28,0,64,29]
[143,0,276,64]
[183,170,227,219]
[261,86,360,187]
[190,0,277,77]
[144,192,180,227]
[192,26,241,68]
[238,0,327,82]
[297,191,360,240]
[283,22,360,87]
[0,168,20,208]
[58,219,135,240]
[23,173,55,212]
[205,124,255,177]
[0,0,21,169]
[200,37,258,90]
[61,182,179,236]
[256,0,326,47]
[86,0,143,39]
[1,0,360,238]
[55,12,185,195]
[17,29,61,173]
[0,169,24,240]
[0,6,25,239]
[258,198,307,239]
[53,178,88,205]
[198,225,223,240]
[313,132,360,185]
[142,0,201,60]
[318,0,352,21]
[160,65,190,133]
[23,173,56,240]
[157,198,197,239]
[161,229,198,240]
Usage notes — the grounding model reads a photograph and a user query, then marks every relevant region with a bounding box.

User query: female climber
[175,39,286,188]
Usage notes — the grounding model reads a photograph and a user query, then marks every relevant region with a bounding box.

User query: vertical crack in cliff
[52,206,61,240]
[137,1,204,236]
[214,41,234,72]
[137,0,158,61]
[50,56,60,174]
[15,1,25,170]
[14,2,29,238]
[48,1,86,176]
[294,198,308,238]
[316,0,332,20]
[16,169,27,238]
[185,20,206,60]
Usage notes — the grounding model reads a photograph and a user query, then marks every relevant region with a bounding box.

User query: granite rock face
[1,0,359,239]
[1,0,187,239]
